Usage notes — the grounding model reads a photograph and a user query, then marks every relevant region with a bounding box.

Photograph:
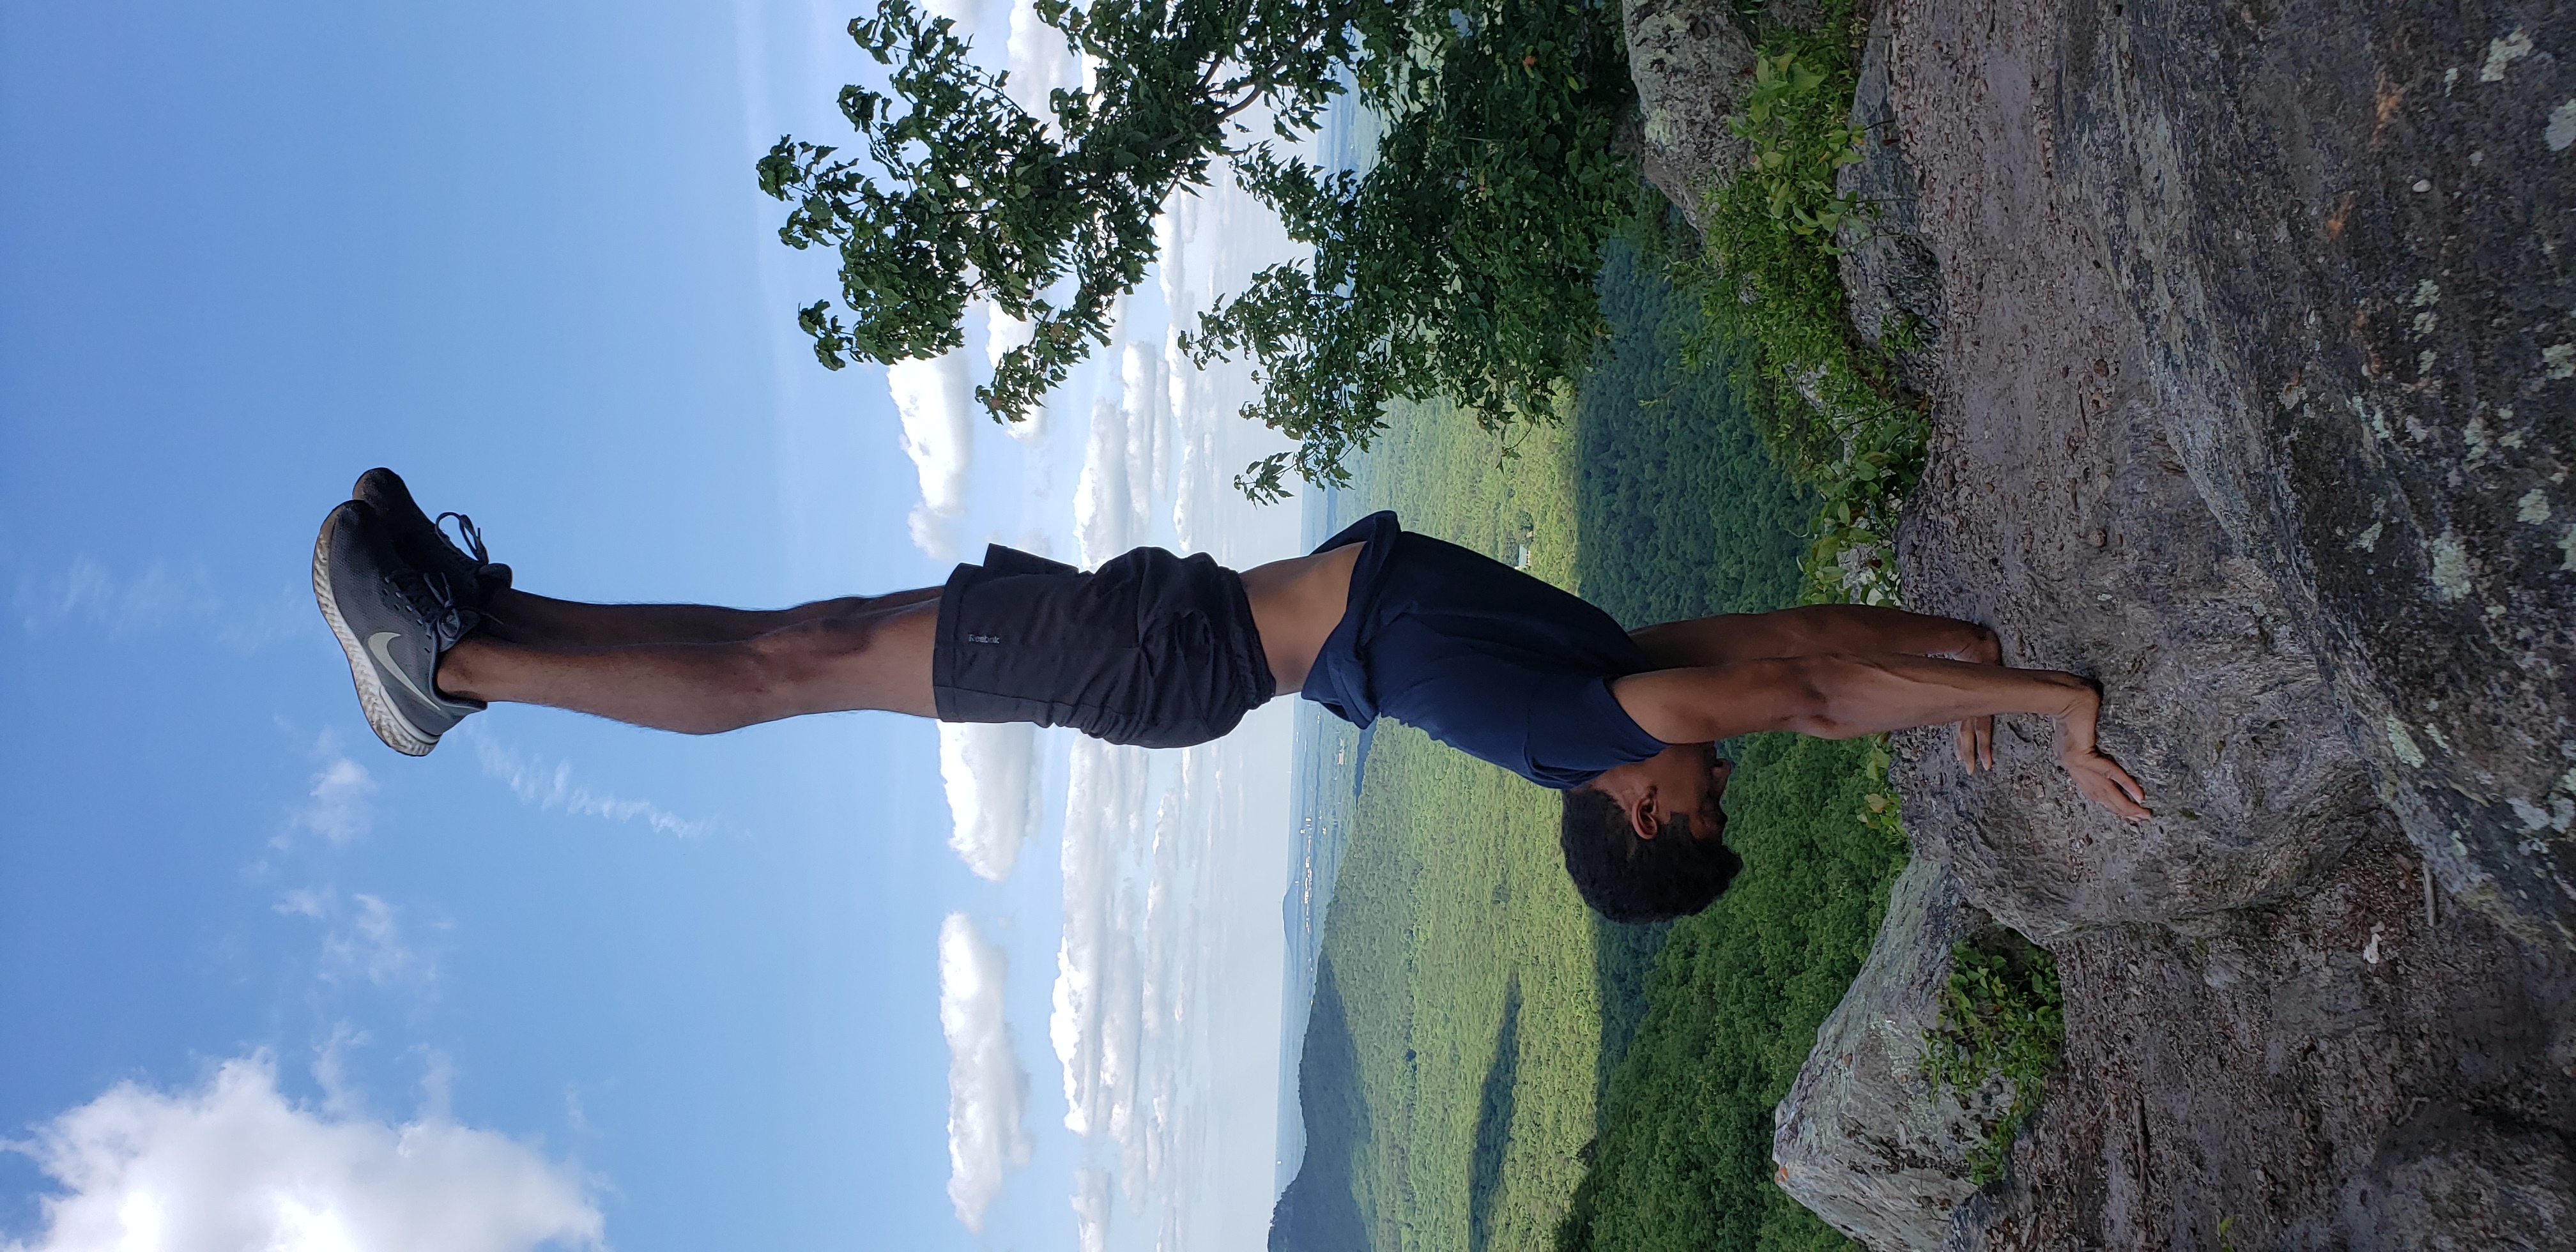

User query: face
[1591,742,1733,843]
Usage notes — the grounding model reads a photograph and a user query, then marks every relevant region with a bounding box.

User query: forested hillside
[1573,241,1811,632]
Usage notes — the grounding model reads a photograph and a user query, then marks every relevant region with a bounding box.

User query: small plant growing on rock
[1728,51,1871,241]
[1920,933,2066,1185]
[1857,735,1905,841]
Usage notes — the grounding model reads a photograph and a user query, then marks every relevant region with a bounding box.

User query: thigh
[931,547,1268,747]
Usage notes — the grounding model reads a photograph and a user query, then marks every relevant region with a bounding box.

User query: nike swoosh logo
[367,631,448,710]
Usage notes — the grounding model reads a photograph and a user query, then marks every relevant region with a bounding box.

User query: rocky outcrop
[1765,0,2576,1244]
[1771,860,1993,1251]
[1620,0,1755,229]
[1951,830,2576,1251]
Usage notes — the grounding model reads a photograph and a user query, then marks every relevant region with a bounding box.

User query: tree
[758,0,1639,501]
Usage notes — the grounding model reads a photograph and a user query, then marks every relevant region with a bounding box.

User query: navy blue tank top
[1298,512,1669,789]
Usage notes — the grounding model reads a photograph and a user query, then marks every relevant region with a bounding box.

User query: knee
[730,620,826,687]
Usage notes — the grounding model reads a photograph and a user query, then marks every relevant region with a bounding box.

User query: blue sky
[1,2,1311,1249]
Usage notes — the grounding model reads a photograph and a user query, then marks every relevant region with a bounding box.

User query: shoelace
[385,565,473,653]
[436,511,492,567]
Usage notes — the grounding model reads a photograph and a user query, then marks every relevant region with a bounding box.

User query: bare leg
[435,599,941,733]
[475,586,942,649]
[1632,606,2002,770]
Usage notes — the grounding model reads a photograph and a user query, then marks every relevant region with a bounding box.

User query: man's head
[1559,742,1742,923]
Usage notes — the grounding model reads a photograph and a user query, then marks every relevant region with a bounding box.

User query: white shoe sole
[312,509,440,757]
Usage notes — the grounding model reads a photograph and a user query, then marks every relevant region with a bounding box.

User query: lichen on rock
[1619,0,1756,230]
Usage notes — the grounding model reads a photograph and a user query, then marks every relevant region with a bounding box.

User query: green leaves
[765,0,1642,498]
[761,0,1305,428]
[1678,17,1925,609]
[1191,0,1638,499]
[1728,51,1869,245]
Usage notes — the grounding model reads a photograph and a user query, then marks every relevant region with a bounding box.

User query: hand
[2048,681,2150,820]
[1952,627,1998,772]
[2062,745,2150,819]
[1954,714,1995,772]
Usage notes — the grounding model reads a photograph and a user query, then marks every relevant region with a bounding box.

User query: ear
[1627,790,1660,841]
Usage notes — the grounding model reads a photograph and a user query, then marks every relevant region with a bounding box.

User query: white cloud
[887,351,976,559]
[1074,393,1134,567]
[937,914,1032,1233]
[16,558,300,650]
[18,557,216,636]
[290,752,378,846]
[1073,339,1165,569]
[273,890,440,989]
[1123,341,1170,512]
[1071,1166,1112,1252]
[920,0,1006,39]
[1004,0,1085,118]
[908,503,962,563]
[1050,742,1151,1138]
[0,1055,602,1252]
[939,722,1040,880]
[981,305,1049,448]
[463,726,715,838]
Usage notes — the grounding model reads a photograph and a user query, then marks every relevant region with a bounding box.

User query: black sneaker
[312,500,488,756]
[351,468,510,609]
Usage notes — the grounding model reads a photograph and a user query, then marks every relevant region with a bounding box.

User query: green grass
[1921,933,2066,1185]
[1315,393,1608,1252]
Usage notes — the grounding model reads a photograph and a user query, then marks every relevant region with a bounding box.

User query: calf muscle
[438,599,941,732]
[477,586,942,649]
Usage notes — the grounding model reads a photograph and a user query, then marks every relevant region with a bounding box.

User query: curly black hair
[1558,785,1742,923]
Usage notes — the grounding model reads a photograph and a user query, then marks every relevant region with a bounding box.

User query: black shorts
[931,544,1276,749]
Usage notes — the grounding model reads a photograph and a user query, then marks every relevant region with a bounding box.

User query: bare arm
[1631,606,2004,773]
[1629,605,2001,669]
[1610,653,2149,818]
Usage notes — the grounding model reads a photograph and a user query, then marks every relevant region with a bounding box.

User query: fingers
[2067,751,2151,820]
[1960,715,2149,820]
[1953,717,1998,772]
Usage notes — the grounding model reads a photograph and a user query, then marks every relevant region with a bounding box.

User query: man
[316,470,2148,923]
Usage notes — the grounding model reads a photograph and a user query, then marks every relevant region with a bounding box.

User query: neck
[1238,544,1363,695]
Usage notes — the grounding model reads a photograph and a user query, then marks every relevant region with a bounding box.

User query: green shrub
[1920,936,2066,1185]
[1669,1,1927,607]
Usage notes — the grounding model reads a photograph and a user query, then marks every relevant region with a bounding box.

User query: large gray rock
[2044,0,2576,950]
[1880,0,2389,949]
[1823,0,2576,1241]
[1627,0,2575,1239]
[1621,0,1754,229]
[1836,6,1943,398]
[1772,859,1995,1251]
[1945,832,2576,1250]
